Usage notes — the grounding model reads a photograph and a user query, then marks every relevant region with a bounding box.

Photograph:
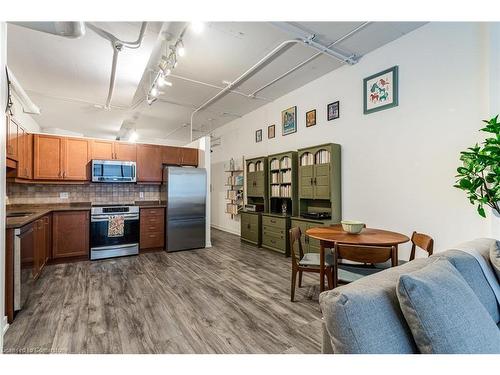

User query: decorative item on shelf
[454,115,500,218]
[281,201,288,215]
[282,106,297,136]
[363,65,399,114]
[255,129,262,143]
[341,220,365,234]
[268,124,275,139]
[327,101,340,121]
[306,109,316,127]
[229,157,235,171]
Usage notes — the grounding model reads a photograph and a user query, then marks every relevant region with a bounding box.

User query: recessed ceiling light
[190,21,205,34]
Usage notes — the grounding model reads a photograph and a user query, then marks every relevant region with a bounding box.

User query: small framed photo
[268,124,275,139]
[255,129,262,143]
[306,109,316,127]
[282,106,297,136]
[363,66,399,114]
[327,101,340,121]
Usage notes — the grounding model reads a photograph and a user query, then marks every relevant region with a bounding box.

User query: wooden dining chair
[332,243,397,288]
[290,227,334,301]
[409,231,434,260]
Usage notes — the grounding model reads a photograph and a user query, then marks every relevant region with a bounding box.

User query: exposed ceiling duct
[9,22,86,38]
[86,22,148,109]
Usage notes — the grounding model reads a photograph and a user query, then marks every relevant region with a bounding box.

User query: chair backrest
[334,243,396,265]
[409,231,434,261]
[289,227,304,268]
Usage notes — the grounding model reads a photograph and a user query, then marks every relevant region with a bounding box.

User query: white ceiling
[7,21,425,144]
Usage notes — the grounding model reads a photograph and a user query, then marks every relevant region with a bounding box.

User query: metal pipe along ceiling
[189,23,367,141]
[87,22,148,108]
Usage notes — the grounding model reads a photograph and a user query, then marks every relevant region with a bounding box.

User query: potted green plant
[454,115,500,218]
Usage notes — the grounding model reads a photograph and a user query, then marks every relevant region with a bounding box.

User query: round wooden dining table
[306,224,410,292]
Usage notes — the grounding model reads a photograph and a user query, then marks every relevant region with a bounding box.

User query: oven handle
[91,214,139,222]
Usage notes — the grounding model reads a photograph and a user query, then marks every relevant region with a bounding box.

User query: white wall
[211,22,493,258]
[9,93,41,133]
[0,21,7,351]
[186,136,212,247]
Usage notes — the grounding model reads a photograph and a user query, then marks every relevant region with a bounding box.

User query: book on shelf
[270,159,280,170]
[281,170,291,183]
[226,203,240,215]
[280,156,291,169]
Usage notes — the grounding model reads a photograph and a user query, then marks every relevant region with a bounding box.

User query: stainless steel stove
[90,204,140,260]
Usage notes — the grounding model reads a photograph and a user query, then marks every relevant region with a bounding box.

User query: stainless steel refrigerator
[163,166,207,252]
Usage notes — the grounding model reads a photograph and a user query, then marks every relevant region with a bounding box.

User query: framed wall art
[282,106,297,136]
[268,124,275,139]
[255,129,262,143]
[363,65,399,114]
[306,109,316,127]
[327,101,339,121]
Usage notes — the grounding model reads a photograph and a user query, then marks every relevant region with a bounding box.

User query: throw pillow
[396,258,500,354]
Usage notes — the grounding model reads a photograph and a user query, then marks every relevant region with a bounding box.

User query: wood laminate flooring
[3,229,324,354]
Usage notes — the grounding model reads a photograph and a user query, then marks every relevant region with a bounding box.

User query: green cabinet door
[306,222,324,253]
[246,172,256,196]
[299,165,314,199]
[254,171,265,197]
[313,164,330,200]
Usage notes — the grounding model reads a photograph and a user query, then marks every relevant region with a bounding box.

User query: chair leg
[332,266,338,289]
[327,268,333,290]
[298,270,303,288]
[291,268,297,302]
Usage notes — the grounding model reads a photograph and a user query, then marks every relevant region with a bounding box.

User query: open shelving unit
[267,151,298,216]
[225,160,244,219]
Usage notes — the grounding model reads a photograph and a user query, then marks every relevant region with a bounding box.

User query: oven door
[90,213,140,248]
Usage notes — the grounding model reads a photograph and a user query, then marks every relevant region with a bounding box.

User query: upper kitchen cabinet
[90,139,114,160]
[114,142,137,161]
[64,137,91,180]
[34,134,90,181]
[162,146,199,167]
[137,144,163,182]
[6,115,19,161]
[90,140,136,161]
[34,134,64,180]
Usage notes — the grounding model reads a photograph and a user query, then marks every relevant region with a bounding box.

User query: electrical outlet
[139,192,144,199]
[59,192,69,199]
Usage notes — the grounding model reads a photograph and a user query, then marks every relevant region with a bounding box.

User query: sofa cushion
[441,240,500,323]
[397,258,500,354]
[491,240,500,282]
[319,257,438,354]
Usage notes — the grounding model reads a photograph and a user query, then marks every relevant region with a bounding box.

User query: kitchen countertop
[6,201,167,229]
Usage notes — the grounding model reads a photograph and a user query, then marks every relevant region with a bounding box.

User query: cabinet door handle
[310,177,313,186]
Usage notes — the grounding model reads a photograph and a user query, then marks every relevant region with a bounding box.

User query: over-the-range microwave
[91,160,136,183]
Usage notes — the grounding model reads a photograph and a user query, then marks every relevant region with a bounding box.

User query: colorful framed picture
[255,129,262,143]
[268,124,275,139]
[363,66,399,114]
[281,106,297,136]
[306,109,316,127]
[327,101,339,121]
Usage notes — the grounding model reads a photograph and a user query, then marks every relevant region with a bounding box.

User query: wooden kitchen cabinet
[162,146,199,167]
[91,140,136,161]
[90,139,114,160]
[64,137,90,180]
[52,211,89,259]
[34,134,64,179]
[114,142,136,161]
[6,115,19,161]
[137,144,163,182]
[33,217,47,279]
[8,127,33,180]
[140,208,165,250]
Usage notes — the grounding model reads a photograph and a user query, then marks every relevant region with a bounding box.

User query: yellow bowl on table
[341,220,365,234]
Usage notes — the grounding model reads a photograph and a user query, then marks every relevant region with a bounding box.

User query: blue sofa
[319,238,500,353]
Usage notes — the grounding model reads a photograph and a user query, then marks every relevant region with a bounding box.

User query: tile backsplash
[7,183,161,205]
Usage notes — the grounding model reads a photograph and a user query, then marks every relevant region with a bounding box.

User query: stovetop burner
[91,203,135,207]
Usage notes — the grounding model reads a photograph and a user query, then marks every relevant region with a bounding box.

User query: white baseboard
[211,223,240,236]
[2,315,9,335]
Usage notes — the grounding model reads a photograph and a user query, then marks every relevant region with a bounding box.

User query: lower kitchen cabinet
[261,214,290,255]
[240,211,261,246]
[140,207,165,250]
[33,216,51,279]
[290,218,325,254]
[52,210,90,259]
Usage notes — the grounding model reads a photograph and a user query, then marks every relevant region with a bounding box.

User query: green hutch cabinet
[291,143,342,253]
[240,156,268,246]
[260,151,298,256]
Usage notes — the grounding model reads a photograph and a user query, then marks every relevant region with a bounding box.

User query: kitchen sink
[6,212,34,218]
